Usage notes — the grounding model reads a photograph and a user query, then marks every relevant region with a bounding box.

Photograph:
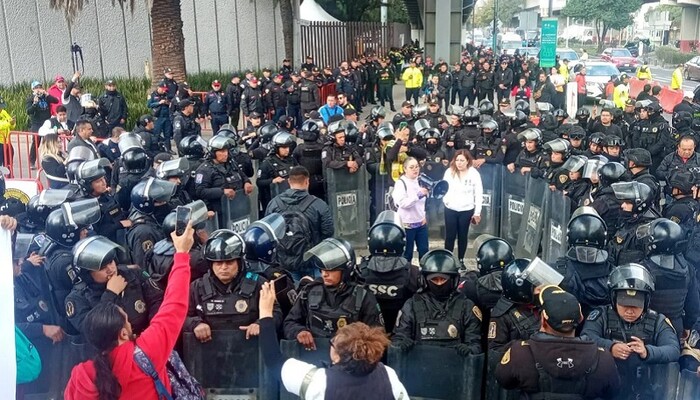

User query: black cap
[105,79,115,85]
[540,286,582,332]
[616,289,646,308]
[154,152,172,164]
[179,99,193,109]
[249,111,262,118]
[180,82,191,90]
[402,101,413,108]
[164,67,173,73]
[344,108,357,116]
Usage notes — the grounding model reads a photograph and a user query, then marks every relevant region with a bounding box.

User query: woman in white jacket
[441,149,483,263]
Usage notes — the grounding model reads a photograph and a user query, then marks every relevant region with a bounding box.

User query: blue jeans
[404,224,429,261]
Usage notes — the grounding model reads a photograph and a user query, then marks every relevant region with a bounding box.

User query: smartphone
[399,121,408,130]
[175,206,191,236]
[272,274,287,294]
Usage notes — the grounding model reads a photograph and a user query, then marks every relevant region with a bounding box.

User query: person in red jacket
[48,75,68,116]
[575,67,587,108]
[64,222,195,400]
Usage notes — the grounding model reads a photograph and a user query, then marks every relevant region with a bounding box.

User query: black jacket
[266,189,334,246]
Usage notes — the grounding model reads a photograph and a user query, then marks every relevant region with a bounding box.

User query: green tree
[473,0,522,28]
[645,4,681,29]
[562,0,643,52]
[50,0,186,85]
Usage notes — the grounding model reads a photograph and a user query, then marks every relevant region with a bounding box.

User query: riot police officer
[43,199,101,333]
[300,71,320,119]
[240,78,265,119]
[392,249,482,355]
[356,211,422,333]
[194,136,253,228]
[630,102,674,174]
[113,137,150,212]
[555,208,613,315]
[156,157,191,211]
[671,111,696,145]
[65,235,163,335]
[460,235,514,312]
[76,158,128,243]
[133,114,161,158]
[179,135,208,200]
[363,106,386,147]
[322,120,364,172]
[145,209,207,289]
[608,181,660,265]
[562,155,590,206]
[419,127,448,181]
[639,218,700,337]
[365,124,396,224]
[248,119,278,161]
[474,119,504,167]
[488,258,540,353]
[185,229,282,342]
[591,162,627,234]
[258,131,298,215]
[127,177,175,267]
[172,99,202,155]
[293,120,326,200]
[532,138,570,191]
[604,135,625,163]
[625,148,661,210]
[513,128,543,174]
[283,238,383,347]
[581,263,680,400]
[574,107,590,131]
[663,170,700,244]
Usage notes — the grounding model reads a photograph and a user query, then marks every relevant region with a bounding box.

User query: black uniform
[581,307,680,400]
[591,186,623,235]
[283,281,384,339]
[514,148,543,171]
[555,254,612,316]
[15,258,63,339]
[474,135,504,164]
[495,332,621,399]
[293,141,325,200]
[126,212,165,269]
[356,256,422,333]
[392,291,482,354]
[608,212,658,265]
[488,297,540,353]
[194,159,250,227]
[65,266,163,335]
[241,86,265,118]
[114,166,145,212]
[630,118,673,174]
[145,239,208,289]
[204,89,229,133]
[299,78,320,118]
[225,82,242,129]
[185,270,283,333]
[631,169,661,208]
[322,143,363,170]
[377,66,395,110]
[93,192,126,243]
[460,270,503,312]
[257,154,298,215]
[172,112,201,154]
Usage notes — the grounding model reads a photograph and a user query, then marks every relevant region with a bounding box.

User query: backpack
[134,346,205,400]
[273,195,316,272]
[15,326,41,384]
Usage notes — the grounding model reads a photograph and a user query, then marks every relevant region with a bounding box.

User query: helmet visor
[61,198,101,228]
[38,189,72,206]
[248,213,286,242]
[73,236,125,271]
[118,133,144,155]
[156,157,189,180]
[304,238,352,270]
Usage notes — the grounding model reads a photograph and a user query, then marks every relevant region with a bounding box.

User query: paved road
[647,65,698,93]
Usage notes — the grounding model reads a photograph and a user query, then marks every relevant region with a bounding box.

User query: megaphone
[418,173,449,199]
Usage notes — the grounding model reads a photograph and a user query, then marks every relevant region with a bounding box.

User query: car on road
[600,48,638,73]
[556,48,581,71]
[580,61,621,100]
[684,56,700,81]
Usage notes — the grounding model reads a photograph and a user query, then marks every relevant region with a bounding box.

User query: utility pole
[492,0,498,50]
[381,1,388,24]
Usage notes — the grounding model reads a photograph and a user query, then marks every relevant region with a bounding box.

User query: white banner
[566,82,578,120]
[0,228,16,398]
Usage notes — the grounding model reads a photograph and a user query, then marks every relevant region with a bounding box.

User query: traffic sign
[540,19,558,68]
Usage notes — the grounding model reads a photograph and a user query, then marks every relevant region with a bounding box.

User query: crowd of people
[5,42,700,399]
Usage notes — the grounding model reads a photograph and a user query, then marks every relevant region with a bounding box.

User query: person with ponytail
[64,222,195,400]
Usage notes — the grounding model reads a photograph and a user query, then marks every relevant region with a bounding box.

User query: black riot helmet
[73,235,124,271]
[501,258,535,304]
[130,177,177,215]
[367,210,406,256]
[543,138,570,157]
[479,119,499,137]
[475,234,514,276]
[376,124,395,142]
[611,181,653,214]
[243,213,286,264]
[370,105,386,121]
[419,127,442,143]
[45,198,101,247]
[568,126,587,140]
[344,121,359,144]
[511,110,529,128]
[65,146,97,182]
[217,124,240,142]
[122,149,149,174]
[272,131,296,150]
[304,238,356,280]
[605,135,625,148]
[299,119,321,142]
[478,99,494,115]
[420,249,460,275]
[414,119,431,138]
[76,158,110,195]
[598,162,627,187]
[575,107,590,122]
[258,121,280,144]
[514,99,530,115]
[540,113,558,131]
[517,128,542,143]
[589,132,606,146]
[567,207,608,249]
[552,109,568,120]
[608,263,654,311]
[643,218,686,256]
[156,157,189,180]
[562,155,588,174]
[179,136,208,160]
[673,111,693,131]
[327,120,348,141]
[462,106,481,124]
[27,189,72,229]
[118,133,144,156]
[645,101,662,117]
[208,135,234,153]
[668,169,697,194]
[204,229,245,262]
[162,210,177,237]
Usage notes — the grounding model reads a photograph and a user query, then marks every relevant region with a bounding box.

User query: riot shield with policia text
[323,165,370,248]
[221,191,255,234]
[469,163,503,240]
[541,189,571,264]
[516,176,547,259]
[500,170,528,248]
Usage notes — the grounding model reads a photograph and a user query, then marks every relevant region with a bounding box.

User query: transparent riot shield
[541,190,571,264]
[469,163,503,239]
[183,331,277,400]
[426,197,446,240]
[484,350,519,400]
[500,171,528,248]
[221,192,253,234]
[387,345,484,399]
[23,336,91,400]
[371,175,393,224]
[324,166,370,248]
[678,368,700,399]
[271,180,291,198]
[280,339,332,400]
[516,177,548,259]
[250,160,260,221]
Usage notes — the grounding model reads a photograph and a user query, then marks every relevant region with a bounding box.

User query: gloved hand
[391,339,414,353]
[453,344,473,357]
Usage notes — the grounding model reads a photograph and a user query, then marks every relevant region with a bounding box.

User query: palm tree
[49,0,186,85]
[277,0,294,61]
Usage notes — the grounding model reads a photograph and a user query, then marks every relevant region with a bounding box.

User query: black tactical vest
[306,283,367,338]
[412,294,466,343]
[197,272,259,330]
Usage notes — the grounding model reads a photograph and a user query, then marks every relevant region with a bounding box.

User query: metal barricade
[183,331,277,400]
[388,345,484,399]
[516,177,548,259]
[499,171,528,248]
[541,190,571,264]
[323,166,370,248]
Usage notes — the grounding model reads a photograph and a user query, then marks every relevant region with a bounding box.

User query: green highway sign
[540,19,558,69]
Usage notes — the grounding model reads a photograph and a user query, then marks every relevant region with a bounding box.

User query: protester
[391,157,429,261]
